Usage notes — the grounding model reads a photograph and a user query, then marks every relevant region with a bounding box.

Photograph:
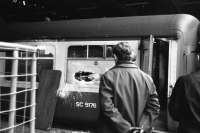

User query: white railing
[0,42,37,133]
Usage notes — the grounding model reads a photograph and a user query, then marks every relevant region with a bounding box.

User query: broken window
[74,71,94,82]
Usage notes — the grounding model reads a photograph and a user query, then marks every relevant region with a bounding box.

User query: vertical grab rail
[8,50,18,133]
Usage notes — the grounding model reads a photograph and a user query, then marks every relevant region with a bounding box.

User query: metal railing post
[30,52,36,133]
[8,50,18,133]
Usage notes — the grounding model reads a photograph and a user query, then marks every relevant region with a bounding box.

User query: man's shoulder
[175,75,188,84]
[178,73,194,81]
[102,66,116,77]
[175,74,195,86]
[139,70,153,81]
[179,70,200,78]
[185,71,200,83]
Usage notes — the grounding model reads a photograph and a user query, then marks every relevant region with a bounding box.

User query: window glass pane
[89,45,103,58]
[68,45,87,58]
[37,45,55,58]
[106,45,114,58]
[19,51,33,57]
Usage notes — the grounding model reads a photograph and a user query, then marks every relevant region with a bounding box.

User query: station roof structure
[0,0,200,22]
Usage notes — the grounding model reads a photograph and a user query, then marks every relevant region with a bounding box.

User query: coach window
[88,45,103,58]
[106,45,114,58]
[68,45,87,58]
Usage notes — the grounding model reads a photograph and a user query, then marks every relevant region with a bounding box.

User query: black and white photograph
[0,0,200,133]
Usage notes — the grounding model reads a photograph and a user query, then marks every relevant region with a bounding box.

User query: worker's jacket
[169,71,200,133]
[98,61,160,133]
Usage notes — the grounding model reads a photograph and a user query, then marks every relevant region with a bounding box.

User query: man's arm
[99,75,131,133]
[139,75,160,131]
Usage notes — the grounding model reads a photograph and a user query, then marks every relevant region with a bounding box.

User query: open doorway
[140,37,169,131]
[152,39,169,131]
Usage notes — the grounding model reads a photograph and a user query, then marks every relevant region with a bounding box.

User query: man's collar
[115,61,138,68]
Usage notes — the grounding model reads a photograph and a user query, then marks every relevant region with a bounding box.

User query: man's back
[99,62,160,133]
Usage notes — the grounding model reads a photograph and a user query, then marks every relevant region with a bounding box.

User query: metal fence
[0,42,37,133]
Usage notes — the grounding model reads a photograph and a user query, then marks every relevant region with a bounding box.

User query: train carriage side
[1,14,200,132]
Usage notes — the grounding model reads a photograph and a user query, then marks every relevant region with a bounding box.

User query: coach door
[140,36,170,131]
[140,35,154,76]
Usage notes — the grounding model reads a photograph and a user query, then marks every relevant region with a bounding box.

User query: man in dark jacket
[99,42,160,133]
[169,47,200,133]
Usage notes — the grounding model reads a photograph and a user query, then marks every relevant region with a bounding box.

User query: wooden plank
[36,70,61,130]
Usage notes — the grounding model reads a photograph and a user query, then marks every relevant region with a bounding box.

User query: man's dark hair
[113,42,136,61]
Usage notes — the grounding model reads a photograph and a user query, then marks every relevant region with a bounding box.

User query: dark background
[0,0,200,22]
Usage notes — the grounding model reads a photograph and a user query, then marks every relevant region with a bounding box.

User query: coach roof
[1,14,199,41]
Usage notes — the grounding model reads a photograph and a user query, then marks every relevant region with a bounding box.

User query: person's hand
[127,127,144,133]
[127,127,134,133]
[140,123,153,133]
